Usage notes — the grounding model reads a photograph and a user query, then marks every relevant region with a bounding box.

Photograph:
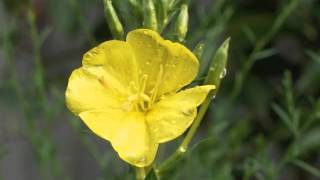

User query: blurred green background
[0,0,320,179]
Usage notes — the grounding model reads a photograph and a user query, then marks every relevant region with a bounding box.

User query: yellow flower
[65,29,215,167]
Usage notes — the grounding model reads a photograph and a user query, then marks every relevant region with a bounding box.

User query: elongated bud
[143,0,158,31]
[158,0,168,31]
[103,0,124,40]
[204,38,230,93]
[175,4,188,42]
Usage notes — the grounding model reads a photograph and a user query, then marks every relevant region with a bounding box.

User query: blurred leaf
[306,50,320,64]
[252,48,277,61]
[241,26,256,44]
[39,27,52,45]
[272,103,294,134]
[301,99,320,132]
[189,137,215,153]
[297,127,320,154]
[292,159,320,178]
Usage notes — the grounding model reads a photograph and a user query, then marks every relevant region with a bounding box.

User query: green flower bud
[175,4,188,42]
[143,0,158,31]
[157,0,168,31]
[204,38,230,93]
[103,0,124,40]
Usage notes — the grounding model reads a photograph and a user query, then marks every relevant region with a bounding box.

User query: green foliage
[1,0,320,179]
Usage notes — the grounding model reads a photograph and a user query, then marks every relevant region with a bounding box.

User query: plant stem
[136,167,146,180]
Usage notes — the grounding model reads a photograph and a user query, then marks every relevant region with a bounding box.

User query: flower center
[123,65,164,112]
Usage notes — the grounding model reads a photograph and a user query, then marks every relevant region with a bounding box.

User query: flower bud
[103,0,124,40]
[143,0,158,31]
[204,38,230,92]
[175,4,188,42]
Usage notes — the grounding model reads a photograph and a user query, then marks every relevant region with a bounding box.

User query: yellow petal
[79,110,158,167]
[146,85,215,143]
[127,29,199,95]
[82,40,139,87]
[65,67,125,115]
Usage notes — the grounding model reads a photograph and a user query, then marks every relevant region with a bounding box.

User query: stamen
[129,81,138,94]
[125,72,160,112]
[140,74,148,93]
[140,94,151,102]
[128,94,138,102]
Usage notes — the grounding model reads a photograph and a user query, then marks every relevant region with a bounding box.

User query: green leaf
[292,159,320,178]
[241,26,256,44]
[271,103,294,134]
[306,50,320,64]
[252,48,277,61]
[298,127,320,154]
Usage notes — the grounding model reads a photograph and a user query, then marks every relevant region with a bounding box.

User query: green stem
[136,167,146,180]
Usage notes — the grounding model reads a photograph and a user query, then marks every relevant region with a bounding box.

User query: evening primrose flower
[65,29,215,167]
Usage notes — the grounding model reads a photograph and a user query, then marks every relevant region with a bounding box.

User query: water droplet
[220,68,227,79]
[145,61,150,65]
[179,147,186,153]
[212,95,216,99]
[209,67,215,71]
